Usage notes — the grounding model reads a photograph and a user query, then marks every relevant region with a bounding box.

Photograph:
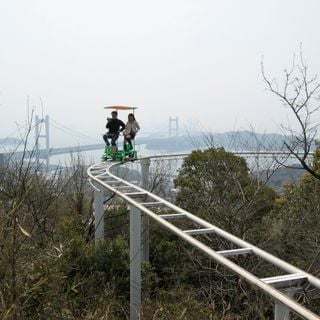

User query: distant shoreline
[0,137,21,146]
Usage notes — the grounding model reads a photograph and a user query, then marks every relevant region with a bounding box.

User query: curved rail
[87,155,320,320]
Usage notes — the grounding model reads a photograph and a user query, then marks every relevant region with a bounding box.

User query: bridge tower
[35,114,50,171]
[169,116,179,137]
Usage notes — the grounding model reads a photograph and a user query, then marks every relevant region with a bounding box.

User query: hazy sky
[1,0,320,142]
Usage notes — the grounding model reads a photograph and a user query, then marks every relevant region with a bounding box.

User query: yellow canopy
[104,106,138,110]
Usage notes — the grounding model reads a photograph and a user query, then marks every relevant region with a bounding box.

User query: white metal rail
[87,155,320,320]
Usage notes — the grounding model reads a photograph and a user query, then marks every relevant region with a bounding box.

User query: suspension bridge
[0,115,182,169]
[0,114,314,172]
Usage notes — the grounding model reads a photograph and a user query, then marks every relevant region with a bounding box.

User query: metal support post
[140,158,150,262]
[169,116,179,137]
[94,183,104,243]
[0,153,4,182]
[35,115,40,168]
[141,213,149,263]
[274,288,297,320]
[140,158,150,190]
[34,114,50,172]
[130,205,141,320]
[45,115,50,172]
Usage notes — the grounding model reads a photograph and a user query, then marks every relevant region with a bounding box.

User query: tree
[262,48,320,180]
[267,147,320,313]
[171,148,277,318]
[64,152,93,218]
[0,112,65,319]
[0,117,131,319]
[174,148,275,240]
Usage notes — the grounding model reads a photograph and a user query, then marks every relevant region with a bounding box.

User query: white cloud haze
[1,0,320,142]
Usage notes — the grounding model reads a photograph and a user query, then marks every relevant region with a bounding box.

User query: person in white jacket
[123,113,140,150]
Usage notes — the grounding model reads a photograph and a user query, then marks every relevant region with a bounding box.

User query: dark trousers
[124,133,136,148]
[103,132,119,146]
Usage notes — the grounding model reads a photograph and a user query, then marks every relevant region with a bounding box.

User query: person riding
[103,111,125,147]
[123,113,140,149]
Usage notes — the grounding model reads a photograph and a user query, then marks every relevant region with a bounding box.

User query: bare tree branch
[262,48,320,180]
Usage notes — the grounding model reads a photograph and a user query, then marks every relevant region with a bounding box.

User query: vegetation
[262,48,320,181]
[1,96,320,319]
[1,143,320,319]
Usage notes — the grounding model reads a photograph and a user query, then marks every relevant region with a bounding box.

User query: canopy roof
[104,106,138,111]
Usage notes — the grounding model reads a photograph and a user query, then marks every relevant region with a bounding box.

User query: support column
[94,183,104,243]
[141,158,150,190]
[34,114,50,171]
[275,303,290,320]
[130,205,141,320]
[0,153,4,182]
[169,116,179,137]
[274,288,297,320]
[141,214,149,263]
[45,115,50,172]
[140,158,150,262]
[34,115,40,168]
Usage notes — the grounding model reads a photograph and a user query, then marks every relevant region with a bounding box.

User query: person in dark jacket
[103,111,125,146]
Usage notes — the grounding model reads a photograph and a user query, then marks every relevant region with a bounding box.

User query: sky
[1,0,320,144]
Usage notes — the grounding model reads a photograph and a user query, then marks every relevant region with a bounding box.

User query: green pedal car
[101,144,137,162]
[101,106,139,162]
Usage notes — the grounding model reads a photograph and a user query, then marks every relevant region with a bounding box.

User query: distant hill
[139,132,314,189]
[261,164,305,190]
[140,131,289,152]
[0,137,21,146]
